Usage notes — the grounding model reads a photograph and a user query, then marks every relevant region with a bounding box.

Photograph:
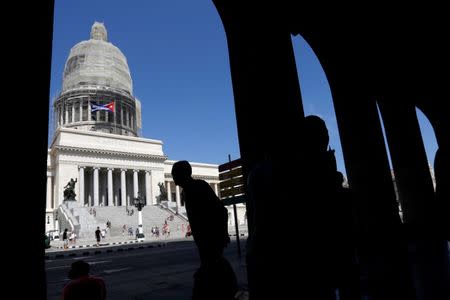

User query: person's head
[68,260,90,280]
[303,115,329,152]
[64,228,68,232]
[97,226,100,230]
[171,160,192,188]
[335,171,344,188]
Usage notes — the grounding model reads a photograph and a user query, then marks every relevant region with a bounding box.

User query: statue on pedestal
[63,178,77,201]
[157,182,167,203]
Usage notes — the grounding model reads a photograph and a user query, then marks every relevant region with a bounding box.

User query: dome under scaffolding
[54,22,141,137]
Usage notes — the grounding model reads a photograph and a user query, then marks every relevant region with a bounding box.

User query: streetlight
[54,210,60,234]
[133,192,145,242]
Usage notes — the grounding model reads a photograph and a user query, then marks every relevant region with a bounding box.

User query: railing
[157,202,189,222]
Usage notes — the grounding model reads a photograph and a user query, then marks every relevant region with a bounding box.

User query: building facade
[45,22,246,232]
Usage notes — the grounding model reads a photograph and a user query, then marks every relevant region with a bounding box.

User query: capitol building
[45,22,247,236]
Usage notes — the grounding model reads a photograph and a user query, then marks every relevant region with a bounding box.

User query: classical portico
[76,166,154,207]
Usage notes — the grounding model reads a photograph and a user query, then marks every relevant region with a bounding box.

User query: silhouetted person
[95,227,101,246]
[298,115,340,299]
[61,260,106,300]
[171,160,238,300]
[63,228,69,250]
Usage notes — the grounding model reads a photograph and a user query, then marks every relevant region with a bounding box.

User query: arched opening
[46,2,242,298]
[415,107,438,189]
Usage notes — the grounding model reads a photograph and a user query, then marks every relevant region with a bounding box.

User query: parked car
[44,235,51,249]
[46,230,60,241]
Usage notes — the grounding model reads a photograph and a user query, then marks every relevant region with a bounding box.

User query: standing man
[62,228,69,250]
[171,160,237,300]
[95,227,101,247]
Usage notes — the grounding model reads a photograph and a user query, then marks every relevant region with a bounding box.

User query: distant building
[45,22,247,232]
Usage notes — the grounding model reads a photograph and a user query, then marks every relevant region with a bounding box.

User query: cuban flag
[91,101,115,113]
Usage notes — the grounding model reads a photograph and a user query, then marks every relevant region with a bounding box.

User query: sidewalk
[46,232,183,252]
[47,230,247,252]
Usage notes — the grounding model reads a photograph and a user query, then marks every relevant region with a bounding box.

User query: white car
[46,230,60,241]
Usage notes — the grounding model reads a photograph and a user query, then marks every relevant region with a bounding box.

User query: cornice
[54,145,167,161]
[164,173,219,181]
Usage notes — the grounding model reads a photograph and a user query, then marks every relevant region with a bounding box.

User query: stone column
[88,100,92,121]
[167,181,172,203]
[78,167,85,205]
[93,167,99,206]
[59,106,63,126]
[64,105,68,124]
[214,183,219,197]
[121,169,126,206]
[120,104,124,125]
[71,103,75,123]
[145,171,152,205]
[79,100,83,122]
[133,170,139,199]
[107,168,113,206]
[46,175,52,209]
[175,185,181,212]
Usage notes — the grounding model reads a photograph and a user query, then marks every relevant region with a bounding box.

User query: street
[45,238,248,299]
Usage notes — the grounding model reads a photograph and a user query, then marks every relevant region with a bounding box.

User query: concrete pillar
[175,185,181,212]
[108,168,113,206]
[121,169,126,206]
[46,175,52,209]
[332,92,415,299]
[79,167,85,205]
[145,171,152,205]
[167,181,172,203]
[133,170,139,200]
[93,167,99,206]
[378,101,435,224]
[379,100,450,300]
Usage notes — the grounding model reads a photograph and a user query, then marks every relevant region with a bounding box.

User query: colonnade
[56,97,135,131]
[77,166,152,207]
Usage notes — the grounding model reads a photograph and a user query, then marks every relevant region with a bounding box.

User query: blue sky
[49,0,438,173]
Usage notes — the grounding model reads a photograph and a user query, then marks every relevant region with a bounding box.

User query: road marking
[46,265,69,270]
[85,260,112,265]
[103,267,131,274]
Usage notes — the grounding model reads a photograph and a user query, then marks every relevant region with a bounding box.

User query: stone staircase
[60,203,247,240]
[65,203,104,239]
[89,205,188,238]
